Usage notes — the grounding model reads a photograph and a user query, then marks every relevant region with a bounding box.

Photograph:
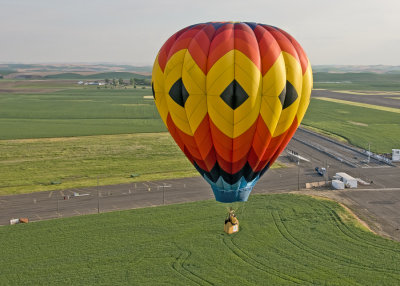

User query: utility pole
[97,176,100,214]
[163,185,165,205]
[368,143,371,164]
[297,160,300,191]
[325,160,328,184]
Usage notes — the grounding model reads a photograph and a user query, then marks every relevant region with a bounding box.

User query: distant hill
[0,63,152,77]
[44,72,150,80]
[314,72,400,82]
[0,69,17,76]
[313,65,400,74]
[313,72,400,91]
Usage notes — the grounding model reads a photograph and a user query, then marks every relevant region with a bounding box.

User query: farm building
[335,172,357,188]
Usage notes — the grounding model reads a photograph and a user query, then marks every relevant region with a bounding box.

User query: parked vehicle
[315,167,326,176]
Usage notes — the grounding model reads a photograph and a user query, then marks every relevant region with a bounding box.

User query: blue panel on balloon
[204,175,259,203]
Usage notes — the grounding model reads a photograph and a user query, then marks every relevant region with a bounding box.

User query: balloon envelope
[152,22,313,203]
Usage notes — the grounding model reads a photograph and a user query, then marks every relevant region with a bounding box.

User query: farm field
[313,72,400,91]
[0,86,165,140]
[313,97,400,114]
[0,133,199,195]
[1,194,400,285]
[302,98,400,153]
[0,77,399,194]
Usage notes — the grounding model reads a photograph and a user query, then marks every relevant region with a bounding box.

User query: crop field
[0,133,199,195]
[1,194,400,285]
[313,72,400,91]
[0,132,284,195]
[0,78,398,195]
[0,86,165,139]
[313,97,400,114]
[303,98,400,153]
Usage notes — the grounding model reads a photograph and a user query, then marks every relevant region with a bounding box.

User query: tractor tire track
[249,209,360,286]
[221,235,304,285]
[270,210,363,286]
[273,210,400,280]
[171,247,213,286]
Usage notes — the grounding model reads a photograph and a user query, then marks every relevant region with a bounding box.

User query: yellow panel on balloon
[273,52,302,137]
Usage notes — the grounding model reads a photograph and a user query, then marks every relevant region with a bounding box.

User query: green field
[1,194,400,285]
[0,133,198,195]
[0,78,398,195]
[303,98,400,153]
[0,133,284,195]
[313,72,400,91]
[0,87,165,140]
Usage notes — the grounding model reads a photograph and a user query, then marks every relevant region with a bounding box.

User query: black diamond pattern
[169,78,189,107]
[151,82,155,99]
[278,81,298,109]
[220,80,249,110]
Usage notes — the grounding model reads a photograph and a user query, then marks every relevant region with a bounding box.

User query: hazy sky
[1,0,399,66]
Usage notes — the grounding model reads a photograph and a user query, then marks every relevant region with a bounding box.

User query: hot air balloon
[152,22,313,203]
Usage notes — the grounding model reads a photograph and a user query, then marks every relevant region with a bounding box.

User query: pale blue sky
[1,0,399,65]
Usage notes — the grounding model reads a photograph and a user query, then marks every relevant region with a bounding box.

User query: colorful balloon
[152,22,313,203]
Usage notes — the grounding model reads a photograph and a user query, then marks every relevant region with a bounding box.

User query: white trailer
[332,179,345,190]
[335,172,357,188]
[393,149,400,162]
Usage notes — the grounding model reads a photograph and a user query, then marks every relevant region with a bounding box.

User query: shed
[335,172,357,188]
[332,180,345,190]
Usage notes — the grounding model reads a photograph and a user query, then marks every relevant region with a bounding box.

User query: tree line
[104,77,150,88]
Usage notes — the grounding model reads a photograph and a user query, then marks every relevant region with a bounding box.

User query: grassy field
[1,194,400,285]
[0,133,284,195]
[302,98,400,153]
[0,86,165,139]
[313,72,400,91]
[0,78,398,195]
[0,133,198,195]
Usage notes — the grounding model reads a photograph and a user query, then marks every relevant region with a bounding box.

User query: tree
[118,78,124,85]
[130,77,135,86]
[105,78,110,84]
[112,78,117,86]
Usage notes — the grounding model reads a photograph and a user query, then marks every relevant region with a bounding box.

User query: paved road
[292,128,387,168]
[0,167,314,225]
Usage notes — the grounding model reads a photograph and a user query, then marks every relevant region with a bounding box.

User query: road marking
[74,210,81,215]
[35,214,42,220]
[148,181,162,187]
[48,191,53,198]
[112,205,119,210]
[59,190,65,196]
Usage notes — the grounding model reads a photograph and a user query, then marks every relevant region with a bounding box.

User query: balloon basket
[224,221,239,234]
[224,209,239,234]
